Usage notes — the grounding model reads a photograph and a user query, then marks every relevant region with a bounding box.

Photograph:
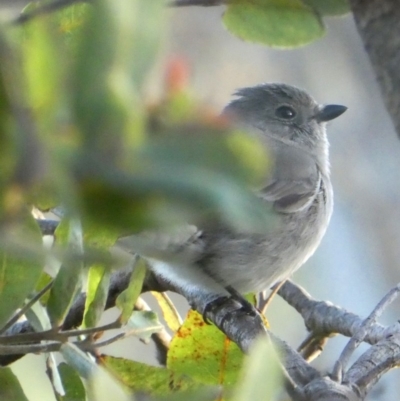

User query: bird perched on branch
[119,83,346,316]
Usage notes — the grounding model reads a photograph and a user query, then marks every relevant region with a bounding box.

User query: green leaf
[82,263,110,328]
[47,218,84,326]
[103,356,203,396]
[22,18,63,123]
[0,367,29,401]
[231,338,282,401]
[25,301,52,332]
[116,258,146,324]
[125,310,163,341]
[302,0,350,16]
[167,310,244,387]
[0,212,44,330]
[61,344,130,401]
[72,0,164,158]
[59,362,86,401]
[223,0,324,48]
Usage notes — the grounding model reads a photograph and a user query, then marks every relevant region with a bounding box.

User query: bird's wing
[259,144,321,213]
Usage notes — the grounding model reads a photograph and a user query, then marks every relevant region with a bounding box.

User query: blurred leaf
[302,0,350,16]
[47,218,84,326]
[72,0,164,160]
[231,338,282,401]
[138,132,269,185]
[77,137,273,234]
[22,18,63,124]
[34,271,53,305]
[82,263,110,328]
[103,356,203,395]
[116,258,146,324]
[151,291,182,332]
[223,0,324,48]
[167,310,244,387]
[61,344,130,401]
[125,310,163,341]
[0,212,44,330]
[0,367,29,401]
[56,3,91,44]
[26,301,52,332]
[59,362,86,401]
[61,343,96,380]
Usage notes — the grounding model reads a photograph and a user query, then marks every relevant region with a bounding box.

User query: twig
[0,319,120,344]
[355,352,400,390]
[331,284,400,382]
[259,280,286,314]
[297,332,331,362]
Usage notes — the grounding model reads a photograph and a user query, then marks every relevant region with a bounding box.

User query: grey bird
[118,83,347,313]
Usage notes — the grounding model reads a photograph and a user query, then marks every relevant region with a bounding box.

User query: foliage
[0,0,348,400]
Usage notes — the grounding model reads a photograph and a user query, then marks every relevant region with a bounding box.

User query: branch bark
[349,0,400,138]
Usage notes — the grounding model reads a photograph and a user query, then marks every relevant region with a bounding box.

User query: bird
[118,83,347,315]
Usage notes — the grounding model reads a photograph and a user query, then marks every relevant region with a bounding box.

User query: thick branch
[349,0,400,138]
[277,280,398,344]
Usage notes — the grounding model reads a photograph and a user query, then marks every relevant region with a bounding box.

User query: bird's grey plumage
[118,83,346,307]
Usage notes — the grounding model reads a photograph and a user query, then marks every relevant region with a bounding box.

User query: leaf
[25,301,52,332]
[231,338,282,401]
[82,263,110,328]
[47,218,84,326]
[22,18,63,122]
[151,291,182,332]
[302,0,350,16]
[102,356,203,396]
[61,344,130,401]
[58,362,86,401]
[72,0,164,158]
[0,212,44,330]
[0,367,29,401]
[125,310,163,341]
[116,258,146,324]
[223,0,324,48]
[167,310,244,387]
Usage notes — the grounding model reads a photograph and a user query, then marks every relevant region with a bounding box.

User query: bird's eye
[275,105,296,119]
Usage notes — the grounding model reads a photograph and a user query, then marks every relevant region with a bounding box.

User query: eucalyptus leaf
[116,257,146,324]
[47,218,84,326]
[0,367,29,401]
[223,0,324,48]
[58,362,86,401]
[0,212,44,330]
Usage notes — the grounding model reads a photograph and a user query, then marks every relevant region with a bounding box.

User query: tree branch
[349,0,400,138]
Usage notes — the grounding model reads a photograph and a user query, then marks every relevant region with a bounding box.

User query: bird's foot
[202,285,259,325]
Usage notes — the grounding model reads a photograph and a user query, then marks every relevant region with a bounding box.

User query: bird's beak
[316,104,347,122]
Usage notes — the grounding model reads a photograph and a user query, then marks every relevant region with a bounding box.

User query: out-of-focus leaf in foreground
[223,0,324,48]
[103,356,203,396]
[231,338,282,401]
[47,218,84,326]
[59,362,86,401]
[0,367,29,401]
[0,212,44,330]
